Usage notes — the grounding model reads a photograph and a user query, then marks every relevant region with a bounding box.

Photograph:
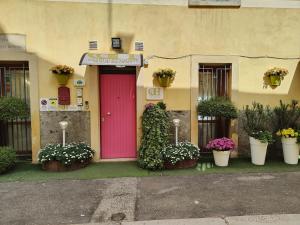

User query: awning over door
[79,53,143,66]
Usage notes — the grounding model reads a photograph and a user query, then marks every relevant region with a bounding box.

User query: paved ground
[0,180,106,225]
[136,172,300,220]
[1,172,300,225]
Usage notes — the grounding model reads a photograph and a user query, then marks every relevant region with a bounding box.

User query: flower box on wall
[264,67,288,87]
[50,65,74,86]
[153,68,176,88]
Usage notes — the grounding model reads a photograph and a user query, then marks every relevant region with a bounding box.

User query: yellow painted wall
[0,0,299,161]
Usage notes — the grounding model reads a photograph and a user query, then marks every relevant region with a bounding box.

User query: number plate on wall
[146,87,164,100]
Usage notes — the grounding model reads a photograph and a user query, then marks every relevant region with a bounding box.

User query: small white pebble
[194,200,199,205]
[80,214,85,217]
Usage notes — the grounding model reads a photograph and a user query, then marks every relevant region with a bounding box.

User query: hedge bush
[0,147,16,174]
[0,97,29,121]
[138,103,170,170]
[197,97,238,119]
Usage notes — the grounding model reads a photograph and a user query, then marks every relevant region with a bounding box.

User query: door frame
[190,56,239,147]
[98,66,137,160]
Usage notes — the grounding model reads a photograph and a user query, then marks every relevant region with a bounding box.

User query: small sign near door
[146,87,164,100]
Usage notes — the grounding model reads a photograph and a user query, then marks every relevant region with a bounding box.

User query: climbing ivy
[138,103,170,170]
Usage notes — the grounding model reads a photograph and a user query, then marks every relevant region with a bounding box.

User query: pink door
[100,74,136,159]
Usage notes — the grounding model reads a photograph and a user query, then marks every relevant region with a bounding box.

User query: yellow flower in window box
[50,65,74,86]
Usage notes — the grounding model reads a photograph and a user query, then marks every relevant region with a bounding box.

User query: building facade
[0,0,299,162]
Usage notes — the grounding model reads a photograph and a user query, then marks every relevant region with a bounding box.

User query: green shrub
[242,102,273,143]
[138,103,170,170]
[197,97,238,119]
[272,100,300,131]
[0,97,29,121]
[0,147,16,174]
[157,101,166,110]
[162,142,200,165]
[38,143,95,165]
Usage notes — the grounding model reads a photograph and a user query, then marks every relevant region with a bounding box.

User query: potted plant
[162,142,200,169]
[153,68,176,87]
[264,67,288,86]
[206,137,235,167]
[50,65,74,86]
[271,100,300,164]
[38,142,95,171]
[276,128,299,165]
[242,102,273,165]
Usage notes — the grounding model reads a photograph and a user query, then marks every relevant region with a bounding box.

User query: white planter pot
[281,137,299,165]
[249,137,268,165]
[213,150,230,167]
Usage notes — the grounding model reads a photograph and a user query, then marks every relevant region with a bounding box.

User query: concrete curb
[71,214,300,225]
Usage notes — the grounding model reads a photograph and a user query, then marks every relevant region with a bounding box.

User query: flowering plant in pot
[242,102,273,165]
[272,100,300,164]
[264,67,288,86]
[206,137,235,167]
[50,65,74,86]
[162,142,200,169]
[38,142,95,171]
[153,68,176,87]
[276,128,299,165]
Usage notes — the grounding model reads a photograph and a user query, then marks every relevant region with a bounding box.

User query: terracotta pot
[42,160,90,172]
[269,75,281,86]
[164,159,198,169]
[157,77,172,87]
[54,73,70,86]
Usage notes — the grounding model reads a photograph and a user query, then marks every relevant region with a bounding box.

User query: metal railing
[0,62,31,157]
[198,64,231,151]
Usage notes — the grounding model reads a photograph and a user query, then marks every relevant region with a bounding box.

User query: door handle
[107,112,111,116]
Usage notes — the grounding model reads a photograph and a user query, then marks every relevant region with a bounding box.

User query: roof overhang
[79,53,143,66]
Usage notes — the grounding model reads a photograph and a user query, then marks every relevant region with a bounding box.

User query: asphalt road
[1,172,300,225]
[136,172,300,220]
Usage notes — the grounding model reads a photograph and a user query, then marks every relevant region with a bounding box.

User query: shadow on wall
[237,62,300,158]
[234,62,300,107]
[0,24,91,153]
[106,1,135,53]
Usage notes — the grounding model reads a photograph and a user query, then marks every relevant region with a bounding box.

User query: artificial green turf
[1,158,300,182]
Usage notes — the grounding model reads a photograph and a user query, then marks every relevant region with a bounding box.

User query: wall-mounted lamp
[111,37,122,49]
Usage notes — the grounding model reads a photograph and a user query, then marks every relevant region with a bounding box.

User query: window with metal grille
[198,63,232,151]
[0,61,31,157]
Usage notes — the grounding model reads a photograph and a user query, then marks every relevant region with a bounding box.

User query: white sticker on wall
[146,87,164,100]
[40,98,49,111]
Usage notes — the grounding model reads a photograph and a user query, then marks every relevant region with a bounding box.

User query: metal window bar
[0,62,31,157]
[198,64,231,151]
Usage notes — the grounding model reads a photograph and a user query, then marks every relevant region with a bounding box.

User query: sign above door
[0,34,26,51]
[79,53,143,66]
[189,0,241,7]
